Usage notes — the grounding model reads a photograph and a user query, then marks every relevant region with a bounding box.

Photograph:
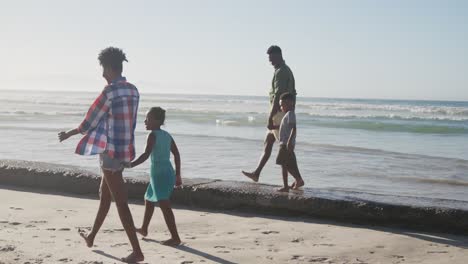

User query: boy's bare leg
[287,160,304,190]
[159,200,181,246]
[103,169,144,263]
[136,200,154,237]
[79,175,112,248]
[277,165,289,192]
[242,132,276,182]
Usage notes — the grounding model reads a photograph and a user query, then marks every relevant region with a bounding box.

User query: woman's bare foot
[135,227,148,237]
[292,179,304,190]
[162,238,181,247]
[277,186,289,192]
[121,251,144,263]
[242,171,259,182]
[78,228,94,248]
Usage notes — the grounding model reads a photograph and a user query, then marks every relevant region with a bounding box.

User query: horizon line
[0,88,467,103]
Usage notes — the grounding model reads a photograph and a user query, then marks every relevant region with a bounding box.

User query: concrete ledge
[1,159,468,235]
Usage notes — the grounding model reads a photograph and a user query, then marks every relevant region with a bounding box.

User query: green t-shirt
[269,62,296,104]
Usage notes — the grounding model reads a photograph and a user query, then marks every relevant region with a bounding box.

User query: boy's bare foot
[277,187,289,192]
[242,171,259,182]
[135,227,148,237]
[78,228,94,248]
[121,251,144,263]
[292,179,304,190]
[162,238,181,246]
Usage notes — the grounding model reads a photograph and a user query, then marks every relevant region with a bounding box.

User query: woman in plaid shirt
[58,47,144,263]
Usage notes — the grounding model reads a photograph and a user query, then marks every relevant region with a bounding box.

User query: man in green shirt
[242,45,296,182]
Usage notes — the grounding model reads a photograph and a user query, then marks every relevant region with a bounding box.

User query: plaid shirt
[75,77,139,162]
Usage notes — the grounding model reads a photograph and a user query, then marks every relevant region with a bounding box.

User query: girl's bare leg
[159,200,181,246]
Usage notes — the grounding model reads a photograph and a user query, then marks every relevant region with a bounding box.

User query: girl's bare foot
[135,227,148,237]
[121,251,144,263]
[290,182,296,189]
[277,186,289,192]
[292,179,304,190]
[242,171,259,182]
[78,228,94,248]
[162,238,181,246]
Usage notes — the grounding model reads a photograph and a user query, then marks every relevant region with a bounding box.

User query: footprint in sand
[30,220,47,224]
[9,207,23,210]
[0,220,9,224]
[46,228,56,231]
[180,261,194,264]
[261,231,279,235]
[291,237,304,243]
[111,243,129,248]
[26,224,36,228]
[58,258,72,262]
[227,232,235,234]
[217,250,230,253]
[185,236,196,240]
[307,257,331,263]
[0,245,16,252]
[9,222,21,226]
[58,228,71,231]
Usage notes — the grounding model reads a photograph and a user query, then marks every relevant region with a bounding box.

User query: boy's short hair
[98,47,128,73]
[148,107,166,124]
[280,92,294,101]
[267,45,282,55]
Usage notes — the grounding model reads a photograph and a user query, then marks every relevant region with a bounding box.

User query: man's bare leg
[242,132,276,182]
[79,174,112,248]
[103,169,144,263]
[159,200,181,246]
[136,200,154,237]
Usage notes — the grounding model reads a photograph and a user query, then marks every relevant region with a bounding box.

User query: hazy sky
[2,0,467,100]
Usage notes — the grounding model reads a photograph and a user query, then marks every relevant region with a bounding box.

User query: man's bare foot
[292,179,304,190]
[135,227,148,237]
[78,228,94,248]
[121,251,144,263]
[277,186,289,192]
[242,171,259,182]
[162,238,181,246]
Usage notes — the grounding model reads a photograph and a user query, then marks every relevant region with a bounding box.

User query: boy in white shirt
[275,92,305,192]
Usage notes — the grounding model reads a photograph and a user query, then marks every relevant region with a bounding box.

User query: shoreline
[2,185,468,263]
[1,159,468,235]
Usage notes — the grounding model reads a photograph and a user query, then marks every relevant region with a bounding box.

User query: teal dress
[145,129,175,202]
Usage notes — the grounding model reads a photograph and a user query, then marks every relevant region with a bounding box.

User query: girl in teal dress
[131,107,182,246]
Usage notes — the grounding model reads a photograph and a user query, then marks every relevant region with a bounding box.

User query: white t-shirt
[279,110,296,146]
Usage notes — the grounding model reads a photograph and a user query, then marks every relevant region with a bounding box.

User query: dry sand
[1,186,467,264]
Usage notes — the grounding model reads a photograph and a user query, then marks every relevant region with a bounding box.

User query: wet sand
[1,186,467,264]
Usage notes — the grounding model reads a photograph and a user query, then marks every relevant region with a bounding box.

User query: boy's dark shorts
[276,145,298,168]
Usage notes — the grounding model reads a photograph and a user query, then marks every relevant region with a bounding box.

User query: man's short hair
[267,45,282,55]
[280,92,294,101]
[98,47,128,73]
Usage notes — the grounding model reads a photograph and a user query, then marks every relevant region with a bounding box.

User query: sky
[1,0,468,101]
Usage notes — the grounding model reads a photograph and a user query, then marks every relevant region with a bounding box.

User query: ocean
[0,89,467,202]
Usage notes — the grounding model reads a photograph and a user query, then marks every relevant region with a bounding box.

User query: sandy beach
[1,186,467,264]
